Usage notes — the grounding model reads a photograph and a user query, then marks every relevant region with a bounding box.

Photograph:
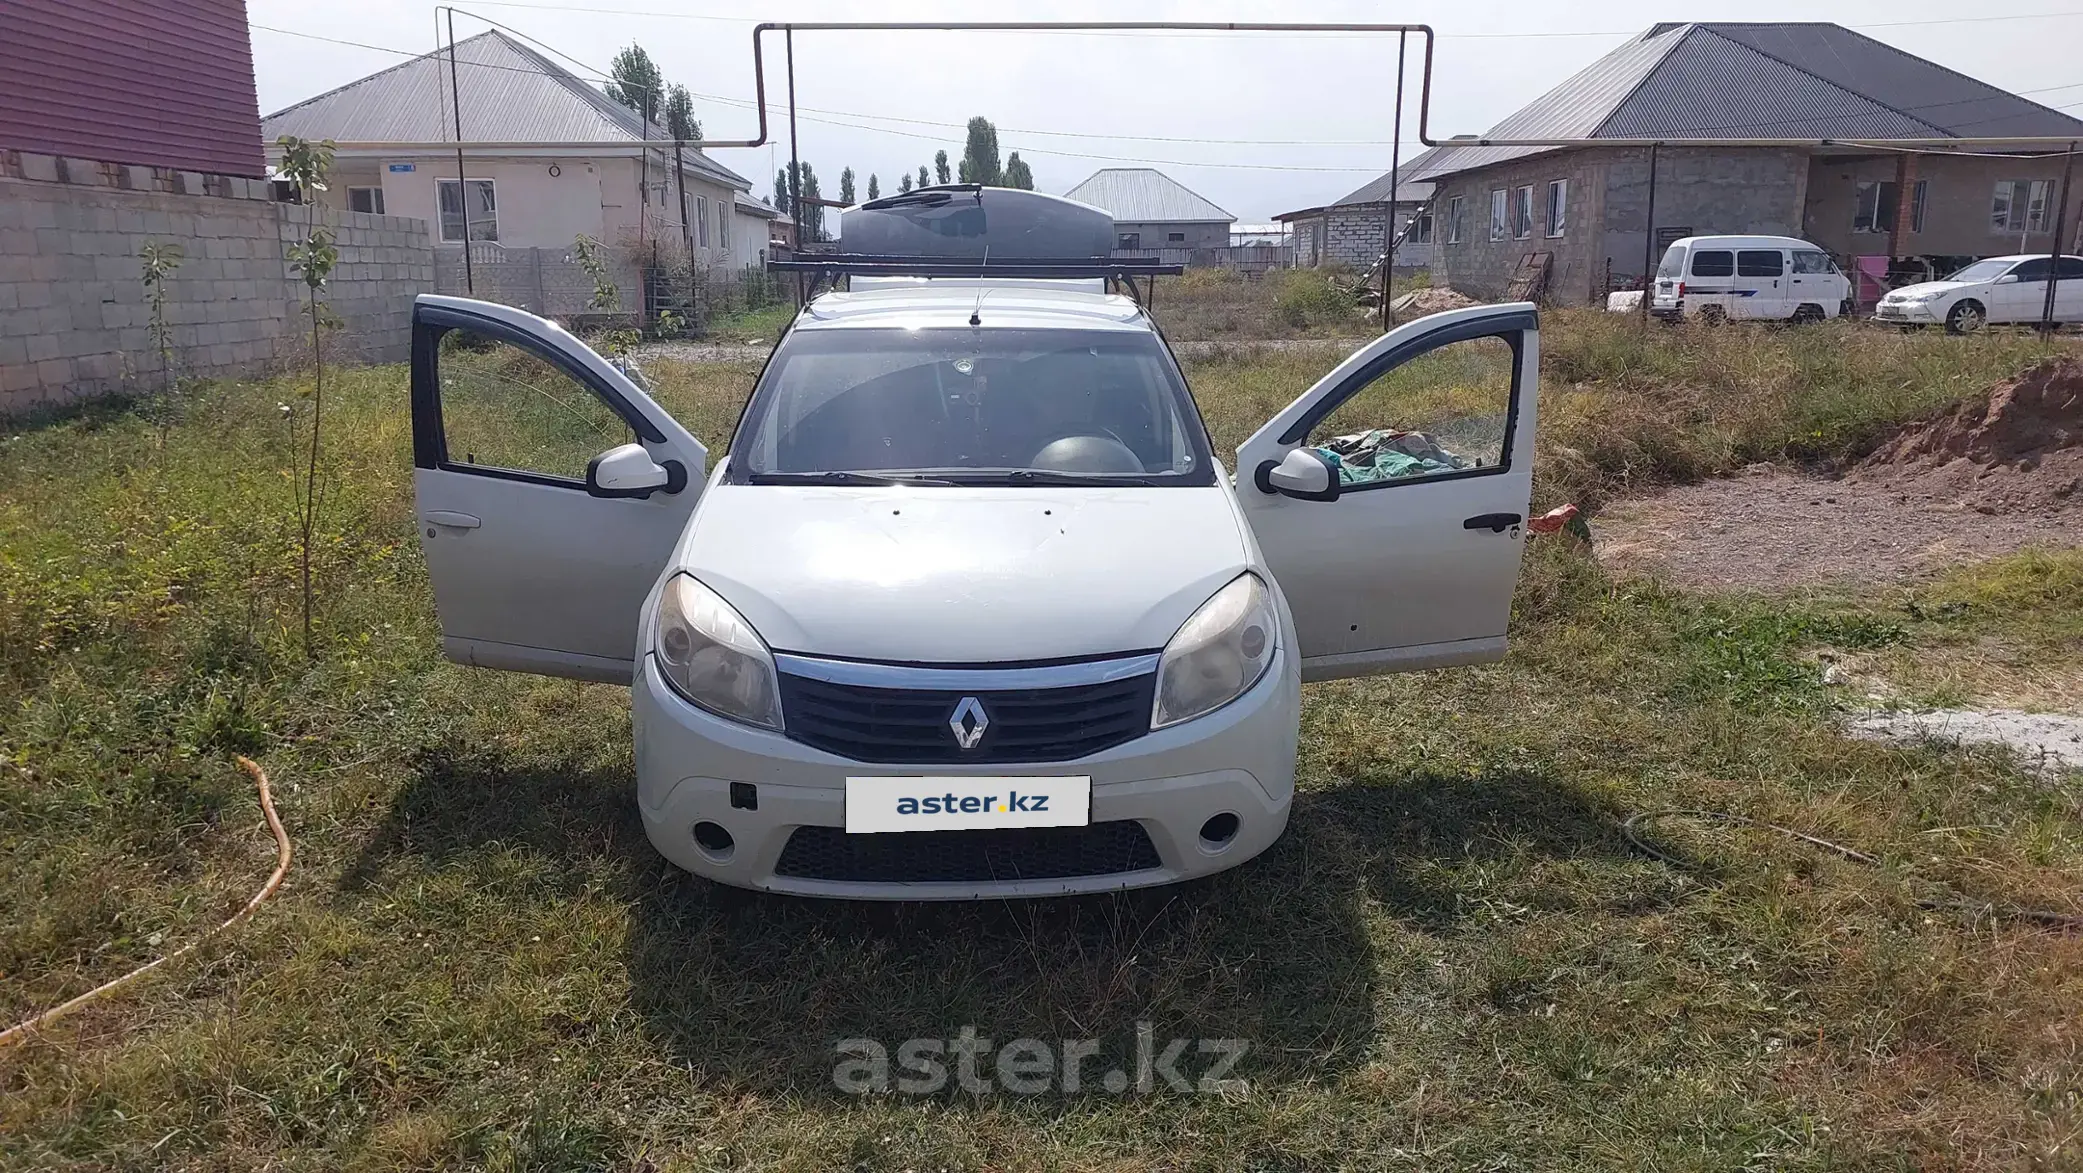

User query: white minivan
[1650,234,1850,324]
[408,276,1541,899]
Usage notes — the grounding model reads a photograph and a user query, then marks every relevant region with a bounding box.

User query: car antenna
[970,248,990,325]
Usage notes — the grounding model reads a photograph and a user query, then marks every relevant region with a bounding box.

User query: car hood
[1885,280,1976,299]
[681,484,1254,663]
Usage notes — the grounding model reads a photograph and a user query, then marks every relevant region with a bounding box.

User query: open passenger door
[1236,303,1540,681]
[410,295,707,682]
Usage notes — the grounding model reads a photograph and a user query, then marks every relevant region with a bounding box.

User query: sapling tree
[572,233,642,361]
[277,134,338,659]
[138,240,183,439]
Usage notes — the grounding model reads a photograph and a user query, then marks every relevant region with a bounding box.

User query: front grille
[776,668,1156,764]
[774,821,1162,884]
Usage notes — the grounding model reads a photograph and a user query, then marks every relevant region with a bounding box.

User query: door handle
[425,511,481,529]
[1463,512,1522,533]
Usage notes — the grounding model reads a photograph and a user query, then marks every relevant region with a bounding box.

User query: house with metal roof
[1275,153,1441,271]
[1405,22,2083,305]
[1062,168,1235,252]
[262,30,768,313]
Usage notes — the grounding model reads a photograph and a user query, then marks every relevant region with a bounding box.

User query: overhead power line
[251,21,2083,160]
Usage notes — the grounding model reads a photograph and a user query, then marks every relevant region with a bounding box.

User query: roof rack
[765,252,1184,310]
[765,253,1184,279]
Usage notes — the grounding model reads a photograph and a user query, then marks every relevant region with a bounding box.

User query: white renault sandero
[410,203,1539,899]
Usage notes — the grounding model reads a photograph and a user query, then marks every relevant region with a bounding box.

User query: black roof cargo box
[838,185,1115,260]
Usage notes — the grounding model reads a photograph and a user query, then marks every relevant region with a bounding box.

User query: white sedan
[1874,254,2083,333]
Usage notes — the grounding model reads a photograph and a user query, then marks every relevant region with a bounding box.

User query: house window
[1409,208,1432,244]
[1167,231,1186,243]
[1489,189,1507,241]
[719,206,730,251]
[1116,232,1141,250]
[696,195,709,247]
[436,179,498,243]
[1445,195,1463,244]
[1544,179,1567,237]
[1854,180,1927,234]
[1512,185,1534,239]
[347,186,385,215]
[1992,179,2054,232]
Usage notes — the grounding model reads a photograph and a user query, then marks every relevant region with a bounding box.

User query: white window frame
[2025,179,2053,232]
[436,178,498,244]
[1445,195,1463,244]
[1512,185,1534,240]
[1489,189,1507,242]
[719,204,731,251]
[346,186,385,215]
[1544,179,1567,238]
[696,194,710,248]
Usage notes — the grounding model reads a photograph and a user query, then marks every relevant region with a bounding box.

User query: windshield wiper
[749,470,958,486]
[1000,469,1158,487]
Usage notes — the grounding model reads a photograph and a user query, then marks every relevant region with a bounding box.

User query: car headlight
[1152,574,1276,730]
[651,574,783,730]
[1902,291,1942,303]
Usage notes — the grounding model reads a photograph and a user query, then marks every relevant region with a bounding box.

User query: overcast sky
[247,0,2083,221]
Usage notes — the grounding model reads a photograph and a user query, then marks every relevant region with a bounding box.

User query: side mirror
[1255,447,1340,502]
[1993,274,2019,285]
[586,442,680,499]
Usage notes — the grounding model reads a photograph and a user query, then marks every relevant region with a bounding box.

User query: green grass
[3,322,2082,1170]
[701,302,797,344]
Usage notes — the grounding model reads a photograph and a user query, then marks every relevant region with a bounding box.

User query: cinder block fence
[0,150,435,412]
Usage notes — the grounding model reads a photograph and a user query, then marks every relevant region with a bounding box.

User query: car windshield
[1944,259,2015,283]
[730,327,1215,485]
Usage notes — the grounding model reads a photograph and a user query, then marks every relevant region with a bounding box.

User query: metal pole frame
[787,28,801,249]
[1638,143,1659,325]
[1383,31,1405,331]
[445,7,473,294]
[2042,142,2077,332]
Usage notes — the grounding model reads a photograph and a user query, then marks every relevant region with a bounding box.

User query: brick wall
[0,150,432,411]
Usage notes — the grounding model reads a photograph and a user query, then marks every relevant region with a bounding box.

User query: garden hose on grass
[0,755,290,1049]
[1623,808,2083,931]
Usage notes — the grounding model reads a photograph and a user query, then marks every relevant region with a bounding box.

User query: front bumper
[1873,300,1939,323]
[631,653,1300,899]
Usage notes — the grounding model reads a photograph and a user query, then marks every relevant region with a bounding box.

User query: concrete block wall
[0,149,433,411]
[431,245,642,319]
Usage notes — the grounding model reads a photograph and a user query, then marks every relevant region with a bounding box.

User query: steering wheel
[1028,433,1145,475]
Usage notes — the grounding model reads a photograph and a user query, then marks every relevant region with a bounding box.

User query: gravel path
[1596,463,2082,590]
[1848,709,2083,774]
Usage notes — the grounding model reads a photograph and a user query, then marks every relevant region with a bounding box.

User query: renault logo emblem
[949,696,990,750]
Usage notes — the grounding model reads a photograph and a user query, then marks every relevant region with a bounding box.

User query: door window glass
[1303,336,1515,488]
[1736,250,1784,277]
[1792,250,1836,274]
[2012,258,2052,281]
[1690,250,1735,277]
[2057,258,2083,280]
[437,327,634,480]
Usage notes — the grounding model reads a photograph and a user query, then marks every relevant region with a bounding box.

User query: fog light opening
[1198,812,1241,851]
[692,820,736,862]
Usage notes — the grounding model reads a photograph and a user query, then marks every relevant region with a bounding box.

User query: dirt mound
[1599,356,2083,589]
[1864,355,2083,468]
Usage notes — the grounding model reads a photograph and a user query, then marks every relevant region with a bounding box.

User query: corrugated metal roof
[1408,22,2083,183]
[1061,168,1233,223]
[1331,148,1438,207]
[735,193,779,217]
[261,30,748,188]
[1705,23,2083,139]
[1407,27,1688,181]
